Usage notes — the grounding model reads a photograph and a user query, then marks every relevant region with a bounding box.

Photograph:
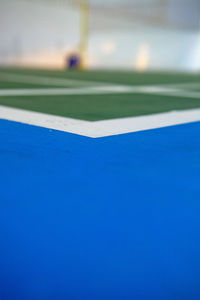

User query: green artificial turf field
[0,67,200,121]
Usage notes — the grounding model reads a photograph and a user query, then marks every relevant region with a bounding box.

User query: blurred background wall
[0,0,200,71]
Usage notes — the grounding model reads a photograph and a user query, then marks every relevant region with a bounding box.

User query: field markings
[0,85,200,99]
[0,71,108,87]
[0,105,199,138]
[1,71,200,99]
[1,70,199,89]
[0,72,199,137]
[0,86,127,96]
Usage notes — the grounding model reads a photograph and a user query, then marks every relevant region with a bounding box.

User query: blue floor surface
[0,120,200,299]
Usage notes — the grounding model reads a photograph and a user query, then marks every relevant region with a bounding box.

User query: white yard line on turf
[0,86,128,96]
[0,85,200,99]
[0,105,199,138]
[0,71,108,87]
[139,86,200,99]
[1,71,199,95]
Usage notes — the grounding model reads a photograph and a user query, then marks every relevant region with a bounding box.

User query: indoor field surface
[0,68,200,299]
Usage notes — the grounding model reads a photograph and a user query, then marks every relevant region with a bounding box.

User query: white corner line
[0,105,91,137]
[0,105,199,138]
[93,109,200,137]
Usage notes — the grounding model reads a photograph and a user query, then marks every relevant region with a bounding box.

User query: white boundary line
[0,71,200,99]
[0,71,199,137]
[1,71,200,99]
[93,109,200,137]
[1,70,199,90]
[0,86,127,96]
[0,71,109,87]
[0,105,199,138]
[0,86,200,99]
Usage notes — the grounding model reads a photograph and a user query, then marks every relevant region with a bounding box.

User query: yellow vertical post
[79,0,90,70]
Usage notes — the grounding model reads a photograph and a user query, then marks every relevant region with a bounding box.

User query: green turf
[0,67,200,121]
[0,81,53,89]
[181,86,200,91]
[1,67,200,86]
[0,93,199,121]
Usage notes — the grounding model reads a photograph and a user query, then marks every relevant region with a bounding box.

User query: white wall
[0,0,80,68]
[87,0,200,71]
[0,0,200,71]
[88,26,200,72]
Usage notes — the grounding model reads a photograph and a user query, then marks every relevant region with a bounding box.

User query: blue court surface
[0,119,200,300]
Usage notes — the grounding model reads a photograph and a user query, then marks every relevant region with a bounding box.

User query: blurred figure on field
[66,52,81,70]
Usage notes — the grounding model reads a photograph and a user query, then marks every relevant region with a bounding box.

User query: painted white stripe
[93,109,200,137]
[0,86,127,96]
[145,87,200,99]
[1,71,198,91]
[0,105,90,136]
[0,105,199,138]
[1,71,200,99]
[121,86,200,99]
[0,69,200,99]
[0,71,107,87]
[0,85,200,99]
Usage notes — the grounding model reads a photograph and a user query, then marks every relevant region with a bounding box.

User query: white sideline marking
[0,105,90,136]
[0,71,107,87]
[0,70,200,99]
[0,86,127,96]
[1,71,199,90]
[147,87,200,99]
[0,105,199,138]
[0,85,200,99]
[93,109,200,137]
